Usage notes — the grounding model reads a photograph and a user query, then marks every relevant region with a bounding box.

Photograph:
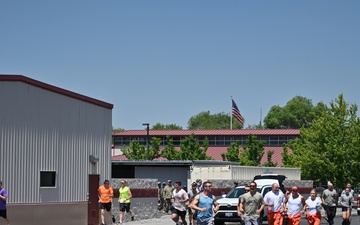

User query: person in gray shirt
[321,182,338,225]
[341,183,354,198]
[340,187,354,225]
[238,181,265,225]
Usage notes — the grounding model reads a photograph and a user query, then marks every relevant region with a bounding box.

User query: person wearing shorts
[171,181,189,225]
[98,179,114,225]
[0,181,10,225]
[340,187,354,225]
[118,180,134,223]
[188,182,199,225]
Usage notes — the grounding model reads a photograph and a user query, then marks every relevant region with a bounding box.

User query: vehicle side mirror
[222,194,226,198]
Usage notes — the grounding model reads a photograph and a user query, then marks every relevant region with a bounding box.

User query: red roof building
[112,129,299,167]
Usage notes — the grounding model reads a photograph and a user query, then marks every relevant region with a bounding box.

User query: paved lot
[112,207,359,225]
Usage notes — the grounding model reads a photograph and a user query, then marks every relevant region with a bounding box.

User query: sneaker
[324,216,328,222]
[119,221,123,224]
[131,216,134,221]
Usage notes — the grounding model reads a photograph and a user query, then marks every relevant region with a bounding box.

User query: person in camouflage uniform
[163,180,175,213]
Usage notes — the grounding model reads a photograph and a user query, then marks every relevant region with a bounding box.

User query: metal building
[0,75,113,225]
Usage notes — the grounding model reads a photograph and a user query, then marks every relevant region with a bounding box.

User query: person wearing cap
[238,181,265,225]
[304,189,322,225]
[188,182,199,225]
[196,179,203,192]
[233,181,239,189]
[158,182,164,211]
[264,183,285,225]
[321,182,337,225]
[283,186,305,225]
[163,180,175,214]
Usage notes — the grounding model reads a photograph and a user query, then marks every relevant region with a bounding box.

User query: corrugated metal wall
[0,81,112,203]
[190,165,301,181]
[231,166,301,180]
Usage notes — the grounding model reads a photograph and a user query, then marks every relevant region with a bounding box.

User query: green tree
[121,140,146,160]
[282,94,360,187]
[262,150,277,167]
[264,96,326,129]
[148,137,162,159]
[160,136,180,160]
[122,137,161,160]
[179,134,212,160]
[221,141,241,162]
[151,123,183,130]
[112,127,125,133]
[188,111,243,129]
[239,135,265,166]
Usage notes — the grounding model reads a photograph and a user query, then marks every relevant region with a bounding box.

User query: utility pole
[142,123,150,160]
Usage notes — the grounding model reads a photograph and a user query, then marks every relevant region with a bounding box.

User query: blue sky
[1,1,359,130]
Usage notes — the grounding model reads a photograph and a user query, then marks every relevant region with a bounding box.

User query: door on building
[88,174,100,225]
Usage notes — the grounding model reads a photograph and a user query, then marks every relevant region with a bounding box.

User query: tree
[282,94,360,187]
[262,150,277,167]
[151,123,183,130]
[148,137,162,159]
[160,136,179,160]
[264,96,326,129]
[239,135,265,166]
[221,141,241,162]
[179,134,212,160]
[263,105,284,129]
[122,137,161,160]
[121,140,146,160]
[188,111,243,129]
[112,127,125,133]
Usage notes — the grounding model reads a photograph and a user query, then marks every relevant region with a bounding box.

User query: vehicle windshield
[226,187,261,198]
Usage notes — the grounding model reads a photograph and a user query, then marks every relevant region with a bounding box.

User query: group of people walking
[158,178,219,225]
[238,181,356,225]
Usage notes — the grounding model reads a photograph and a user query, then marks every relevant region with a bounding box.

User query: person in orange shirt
[98,179,114,225]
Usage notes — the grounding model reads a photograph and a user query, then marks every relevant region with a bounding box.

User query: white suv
[214,175,286,225]
[214,184,273,225]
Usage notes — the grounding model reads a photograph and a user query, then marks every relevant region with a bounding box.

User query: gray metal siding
[0,81,112,203]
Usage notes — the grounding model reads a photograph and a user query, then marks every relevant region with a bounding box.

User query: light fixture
[89,155,99,165]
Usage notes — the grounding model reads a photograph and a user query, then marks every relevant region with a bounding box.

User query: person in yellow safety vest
[118,180,134,224]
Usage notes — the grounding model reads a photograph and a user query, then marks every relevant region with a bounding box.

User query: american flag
[232,99,244,125]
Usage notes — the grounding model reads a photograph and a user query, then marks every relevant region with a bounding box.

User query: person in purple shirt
[0,181,10,225]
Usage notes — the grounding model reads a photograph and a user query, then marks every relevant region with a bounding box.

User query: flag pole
[230,96,233,130]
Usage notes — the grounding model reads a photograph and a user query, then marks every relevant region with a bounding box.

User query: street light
[142,123,150,160]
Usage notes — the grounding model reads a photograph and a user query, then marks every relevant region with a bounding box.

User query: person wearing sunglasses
[238,182,265,225]
[190,181,219,225]
[283,186,305,225]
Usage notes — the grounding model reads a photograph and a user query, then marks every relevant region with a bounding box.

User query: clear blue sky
[1,1,359,130]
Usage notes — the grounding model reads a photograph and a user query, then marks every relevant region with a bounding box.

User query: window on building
[40,171,56,187]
